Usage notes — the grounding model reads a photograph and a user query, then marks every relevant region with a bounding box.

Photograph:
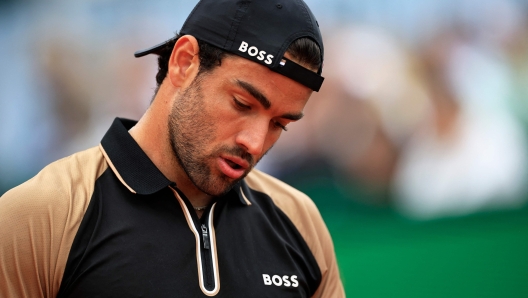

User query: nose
[235,121,269,156]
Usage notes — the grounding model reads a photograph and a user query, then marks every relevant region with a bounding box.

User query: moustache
[219,146,254,167]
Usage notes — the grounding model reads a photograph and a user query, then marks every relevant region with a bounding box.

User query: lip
[217,155,250,179]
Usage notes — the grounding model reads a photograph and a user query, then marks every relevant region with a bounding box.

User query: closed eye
[274,121,288,131]
[233,97,290,131]
[233,98,251,110]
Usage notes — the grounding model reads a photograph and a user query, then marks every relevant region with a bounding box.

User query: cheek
[206,106,244,140]
[200,96,232,125]
[263,130,282,151]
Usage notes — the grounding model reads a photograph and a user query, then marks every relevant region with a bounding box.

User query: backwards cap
[134,0,324,91]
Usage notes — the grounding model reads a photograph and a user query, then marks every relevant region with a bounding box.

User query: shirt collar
[99,117,252,207]
[100,118,173,195]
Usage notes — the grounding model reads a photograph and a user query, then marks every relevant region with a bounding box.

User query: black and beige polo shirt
[0,118,344,297]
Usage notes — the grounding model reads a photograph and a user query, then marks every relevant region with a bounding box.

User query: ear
[167,35,200,89]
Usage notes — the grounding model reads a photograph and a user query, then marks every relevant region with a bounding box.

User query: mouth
[217,155,250,179]
[225,159,243,170]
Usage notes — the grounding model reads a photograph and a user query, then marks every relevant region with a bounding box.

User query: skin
[129,35,313,217]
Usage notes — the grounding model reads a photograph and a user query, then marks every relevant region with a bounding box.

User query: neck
[129,84,213,207]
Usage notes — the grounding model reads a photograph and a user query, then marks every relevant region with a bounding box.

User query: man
[0,0,344,297]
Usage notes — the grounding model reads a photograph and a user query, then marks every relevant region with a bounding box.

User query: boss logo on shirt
[262,274,299,287]
[238,41,274,65]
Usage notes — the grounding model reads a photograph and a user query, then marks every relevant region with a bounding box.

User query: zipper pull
[201,224,210,250]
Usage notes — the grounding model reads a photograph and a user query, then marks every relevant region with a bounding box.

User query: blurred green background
[285,170,528,297]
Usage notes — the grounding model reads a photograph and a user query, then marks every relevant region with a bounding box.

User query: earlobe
[168,35,200,88]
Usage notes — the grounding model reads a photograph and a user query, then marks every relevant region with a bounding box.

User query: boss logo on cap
[262,274,299,287]
[238,41,274,65]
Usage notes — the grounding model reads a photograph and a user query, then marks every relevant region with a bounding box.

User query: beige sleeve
[0,147,106,298]
[245,170,346,298]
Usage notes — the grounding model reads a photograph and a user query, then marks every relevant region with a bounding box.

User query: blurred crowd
[1,0,528,220]
[260,0,528,219]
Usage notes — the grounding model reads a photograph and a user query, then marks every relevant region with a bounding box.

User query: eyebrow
[234,79,304,121]
[235,79,271,109]
[281,112,304,121]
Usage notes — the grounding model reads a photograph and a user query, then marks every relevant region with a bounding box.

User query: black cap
[134,0,324,91]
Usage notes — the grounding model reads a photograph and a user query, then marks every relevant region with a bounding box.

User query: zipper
[170,186,220,295]
[200,216,215,291]
[201,224,210,250]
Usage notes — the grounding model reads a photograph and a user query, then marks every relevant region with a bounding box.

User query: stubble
[167,78,253,197]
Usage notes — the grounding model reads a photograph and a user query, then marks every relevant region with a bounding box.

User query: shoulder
[0,146,107,297]
[1,146,106,212]
[245,169,320,220]
[244,168,326,252]
[0,146,108,250]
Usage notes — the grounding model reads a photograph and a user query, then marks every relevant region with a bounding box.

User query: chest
[57,182,320,297]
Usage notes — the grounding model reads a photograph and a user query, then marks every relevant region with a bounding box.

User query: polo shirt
[0,118,344,297]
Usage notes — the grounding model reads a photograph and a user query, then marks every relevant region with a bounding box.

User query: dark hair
[285,37,322,72]
[154,33,322,91]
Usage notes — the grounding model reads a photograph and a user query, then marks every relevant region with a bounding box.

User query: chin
[201,173,249,197]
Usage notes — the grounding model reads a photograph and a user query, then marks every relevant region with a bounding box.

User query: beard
[168,78,254,197]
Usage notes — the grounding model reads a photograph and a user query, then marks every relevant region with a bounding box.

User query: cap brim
[134,39,173,58]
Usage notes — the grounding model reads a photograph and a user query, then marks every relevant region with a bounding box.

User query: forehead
[207,55,313,107]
